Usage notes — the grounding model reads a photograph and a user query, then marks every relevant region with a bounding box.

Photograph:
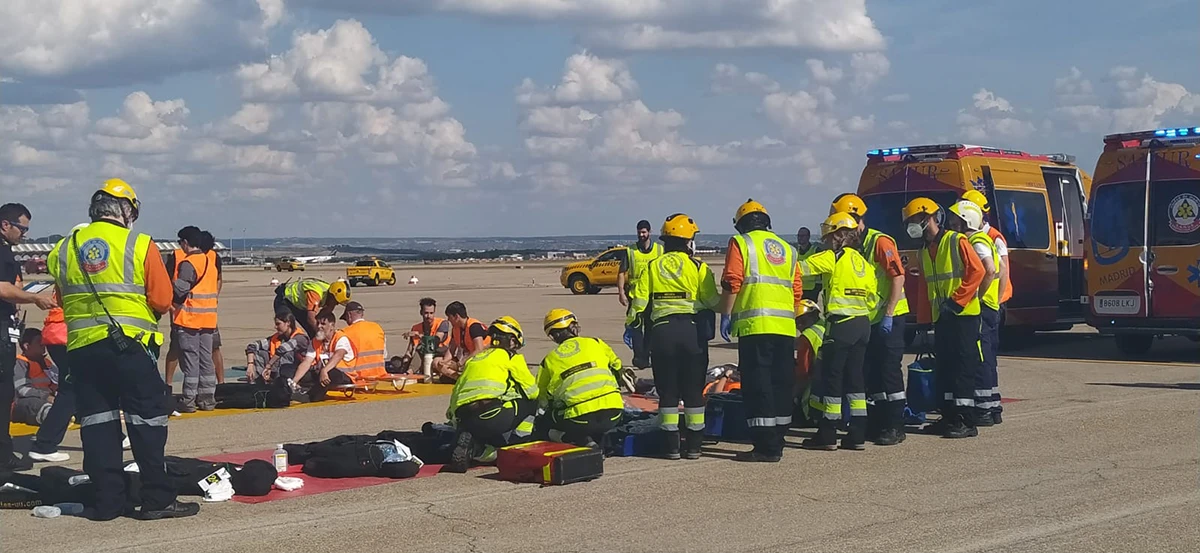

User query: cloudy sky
[1,0,1196,239]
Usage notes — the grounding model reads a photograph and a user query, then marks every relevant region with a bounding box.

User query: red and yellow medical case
[495,441,604,485]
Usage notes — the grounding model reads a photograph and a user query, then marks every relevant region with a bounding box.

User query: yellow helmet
[961,189,991,213]
[490,316,525,349]
[830,193,868,217]
[97,178,141,214]
[661,213,699,240]
[902,197,940,220]
[733,198,768,224]
[820,212,858,237]
[795,299,821,317]
[949,200,985,231]
[543,308,578,335]
[326,280,351,305]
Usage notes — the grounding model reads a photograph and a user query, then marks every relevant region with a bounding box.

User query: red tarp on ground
[200,449,447,504]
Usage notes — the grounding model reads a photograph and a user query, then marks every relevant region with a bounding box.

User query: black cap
[636,220,651,231]
[340,301,365,321]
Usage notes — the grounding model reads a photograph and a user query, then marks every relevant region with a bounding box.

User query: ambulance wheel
[1114,334,1154,356]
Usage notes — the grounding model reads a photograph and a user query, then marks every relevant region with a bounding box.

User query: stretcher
[328,374,429,398]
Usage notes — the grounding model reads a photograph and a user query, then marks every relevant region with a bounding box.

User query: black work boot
[735,427,782,462]
[841,417,867,450]
[865,404,882,442]
[991,410,1003,424]
[662,430,681,460]
[975,409,994,427]
[943,413,978,439]
[682,429,703,460]
[875,402,907,446]
[447,430,474,473]
[801,420,839,451]
[139,501,201,520]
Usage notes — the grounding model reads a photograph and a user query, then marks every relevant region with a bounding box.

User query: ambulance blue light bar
[1105,126,1200,142]
[867,147,909,156]
[866,144,965,158]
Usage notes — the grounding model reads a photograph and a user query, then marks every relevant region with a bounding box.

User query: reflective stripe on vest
[920,231,981,321]
[284,279,329,309]
[449,348,530,419]
[969,231,1001,311]
[48,223,163,351]
[644,252,703,323]
[801,323,825,357]
[15,354,55,393]
[173,252,219,329]
[796,245,822,291]
[861,228,910,322]
[540,337,623,419]
[626,242,663,285]
[825,249,877,317]
[730,230,798,337]
[342,320,387,377]
[986,225,1013,304]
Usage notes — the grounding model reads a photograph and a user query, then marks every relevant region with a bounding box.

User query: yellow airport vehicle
[275,257,306,272]
[560,247,625,295]
[347,257,396,287]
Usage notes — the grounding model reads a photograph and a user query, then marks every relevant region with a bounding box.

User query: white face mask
[906,222,926,239]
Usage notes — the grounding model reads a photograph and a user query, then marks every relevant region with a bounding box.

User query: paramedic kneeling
[445,317,538,473]
[537,309,624,447]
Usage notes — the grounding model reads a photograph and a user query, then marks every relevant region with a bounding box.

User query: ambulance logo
[1188,260,1200,289]
[764,239,787,265]
[1168,193,1200,234]
[79,238,110,274]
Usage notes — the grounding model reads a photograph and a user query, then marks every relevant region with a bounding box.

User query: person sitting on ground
[437,301,489,382]
[445,317,538,473]
[290,311,354,401]
[536,309,625,448]
[336,301,387,381]
[399,297,451,374]
[12,329,57,427]
[274,277,351,337]
[245,311,312,384]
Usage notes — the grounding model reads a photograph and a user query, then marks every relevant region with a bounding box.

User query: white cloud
[0,0,281,86]
[516,52,638,106]
[849,52,890,92]
[90,92,190,154]
[956,89,1034,142]
[1051,67,1200,133]
[882,93,910,103]
[711,63,781,95]
[762,91,846,141]
[237,20,438,105]
[301,0,885,53]
[806,60,844,84]
[520,106,598,137]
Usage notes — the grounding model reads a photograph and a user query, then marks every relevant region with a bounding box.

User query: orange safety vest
[410,317,452,347]
[173,251,219,329]
[269,327,307,357]
[986,226,1013,304]
[452,317,490,356]
[16,353,56,394]
[341,320,387,378]
[703,379,740,396]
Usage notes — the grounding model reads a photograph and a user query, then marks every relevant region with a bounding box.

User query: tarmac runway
[3,265,1198,552]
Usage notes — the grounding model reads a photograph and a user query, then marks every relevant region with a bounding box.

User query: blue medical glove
[880,315,893,335]
[623,326,635,350]
[720,314,732,342]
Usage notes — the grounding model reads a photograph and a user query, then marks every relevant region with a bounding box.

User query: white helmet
[949,200,985,232]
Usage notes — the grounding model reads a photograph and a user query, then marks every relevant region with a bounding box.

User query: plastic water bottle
[31,506,61,518]
[55,503,84,516]
[273,444,288,473]
[422,353,434,379]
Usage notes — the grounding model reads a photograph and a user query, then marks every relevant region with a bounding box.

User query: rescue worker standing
[275,278,350,337]
[618,220,663,368]
[948,201,1000,426]
[719,200,804,462]
[961,189,1009,423]
[795,227,826,302]
[537,309,625,447]
[1,202,57,472]
[830,193,910,446]
[796,212,877,450]
[445,317,538,472]
[902,198,985,439]
[628,214,719,460]
[171,226,218,412]
[48,179,199,520]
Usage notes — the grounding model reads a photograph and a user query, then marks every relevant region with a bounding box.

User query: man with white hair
[948,201,1000,428]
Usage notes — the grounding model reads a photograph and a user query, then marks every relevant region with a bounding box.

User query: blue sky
[1,0,1197,238]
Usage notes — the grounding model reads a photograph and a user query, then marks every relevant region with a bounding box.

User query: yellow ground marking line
[8,382,453,437]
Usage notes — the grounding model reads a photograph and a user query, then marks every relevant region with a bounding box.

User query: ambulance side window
[1090,182,1145,248]
[993,190,1051,250]
[1151,180,1200,246]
